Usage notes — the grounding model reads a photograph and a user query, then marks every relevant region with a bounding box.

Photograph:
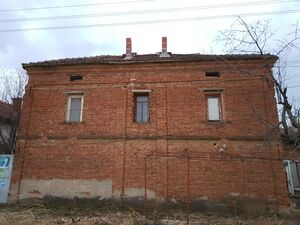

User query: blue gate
[0,155,14,204]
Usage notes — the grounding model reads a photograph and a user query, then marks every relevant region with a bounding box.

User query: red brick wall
[10,59,290,212]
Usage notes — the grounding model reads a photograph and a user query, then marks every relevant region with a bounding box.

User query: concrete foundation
[18,179,112,199]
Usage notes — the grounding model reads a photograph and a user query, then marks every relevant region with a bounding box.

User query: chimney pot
[124,37,132,59]
[160,37,170,58]
[162,37,167,53]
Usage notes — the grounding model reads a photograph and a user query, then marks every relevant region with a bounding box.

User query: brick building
[10,38,291,213]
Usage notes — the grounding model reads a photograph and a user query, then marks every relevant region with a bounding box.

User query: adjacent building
[0,99,21,154]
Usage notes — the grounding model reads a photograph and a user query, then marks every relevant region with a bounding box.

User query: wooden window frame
[134,93,149,123]
[66,95,84,123]
[284,160,300,196]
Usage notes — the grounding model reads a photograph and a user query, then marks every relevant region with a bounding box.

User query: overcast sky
[0,0,299,103]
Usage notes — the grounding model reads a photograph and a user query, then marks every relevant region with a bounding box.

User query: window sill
[61,121,84,124]
[202,120,229,126]
[134,122,150,125]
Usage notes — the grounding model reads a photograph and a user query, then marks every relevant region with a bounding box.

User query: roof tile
[23,53,277,67]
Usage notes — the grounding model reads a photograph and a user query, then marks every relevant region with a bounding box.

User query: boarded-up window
[66,95,83,122]
[135,95,149,123]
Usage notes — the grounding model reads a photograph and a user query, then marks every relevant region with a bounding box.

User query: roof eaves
[22,54,278,68]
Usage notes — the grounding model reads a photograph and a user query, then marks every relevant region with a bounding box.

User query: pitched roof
[23,53,278,68]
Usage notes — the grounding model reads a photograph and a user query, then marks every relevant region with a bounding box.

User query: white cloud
[0,0,299,101]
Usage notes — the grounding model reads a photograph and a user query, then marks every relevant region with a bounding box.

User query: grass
[0,200,299,225]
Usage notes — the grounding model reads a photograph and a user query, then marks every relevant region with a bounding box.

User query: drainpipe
[16,85,34,201]
[165,85,169,200]
[121,88,128,208]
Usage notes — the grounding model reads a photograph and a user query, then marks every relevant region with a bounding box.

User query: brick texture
[10,58,290,211]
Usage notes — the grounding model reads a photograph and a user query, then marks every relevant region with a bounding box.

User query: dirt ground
[0,202,299,225]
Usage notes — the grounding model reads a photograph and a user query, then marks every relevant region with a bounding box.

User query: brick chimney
[124,37,132,60]
[160,37,170,58]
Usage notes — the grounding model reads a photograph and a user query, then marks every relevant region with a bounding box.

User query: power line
[0,0,294,12]
[0,0,155,12]
[286,60,300,63]
[0,9,299,33]
[289,85,300,88]
[0,0,298,23]
[276,65,300,68]
[276,60,300,64]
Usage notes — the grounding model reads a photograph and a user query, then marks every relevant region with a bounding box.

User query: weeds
[0,201,298,225]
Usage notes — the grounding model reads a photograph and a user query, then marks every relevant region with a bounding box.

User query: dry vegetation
[0,201,299,225]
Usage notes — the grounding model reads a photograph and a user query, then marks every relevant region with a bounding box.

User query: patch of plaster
[244,193,257,198]
[125,188,156,199]
[112,190,121,199]
[19,179,112,199]
[230,192,240,197]
[112,188,156,200]
[198,196,209,201]
[169,198,178,204]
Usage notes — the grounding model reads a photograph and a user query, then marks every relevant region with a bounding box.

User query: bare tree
[0,69,28,154]
[217,17,300,149]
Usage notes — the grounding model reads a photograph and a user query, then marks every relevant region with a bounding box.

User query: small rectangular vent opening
[205,71,220,77]
[70,75,83,81]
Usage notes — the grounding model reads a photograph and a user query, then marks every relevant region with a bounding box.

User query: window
[135,94,149,123]
[66,95,83,122]
[70,75,83,81]
[205,71,220,77]
[284,160,300,196]
[206,94,222,121]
